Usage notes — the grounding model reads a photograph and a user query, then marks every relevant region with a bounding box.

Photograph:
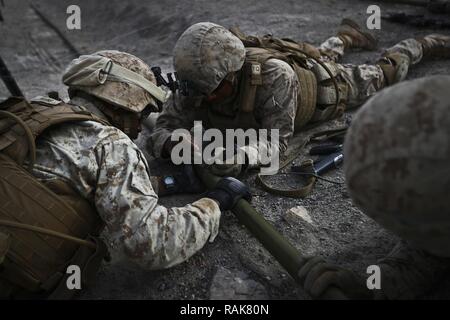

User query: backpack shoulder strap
[230,27,321,60]
[0,96,110,166]
[238,46,294,115]
[238,48,267,114]
[29,95,111,134]
[231,27,320,119]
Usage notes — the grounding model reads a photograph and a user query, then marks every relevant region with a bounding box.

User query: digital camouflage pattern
[174,22,246,95]
[31,96,221,270]
[384,38,424,65]
[63,50,159,113]
[344,75,450,299]
[151,33,426,163]
[301,75,450,300]
[151,57,295,162]
[319,36,426,106]
[344,75,450,258]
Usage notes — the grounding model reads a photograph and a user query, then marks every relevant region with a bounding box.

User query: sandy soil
[1,0,449,299]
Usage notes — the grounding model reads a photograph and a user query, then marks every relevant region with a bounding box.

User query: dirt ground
[1,0,450,299]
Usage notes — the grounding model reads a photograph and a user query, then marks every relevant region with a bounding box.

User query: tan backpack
[229,27,345,131]
[0,96,109,299]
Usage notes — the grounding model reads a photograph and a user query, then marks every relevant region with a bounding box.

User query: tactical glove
[206,177,252,211]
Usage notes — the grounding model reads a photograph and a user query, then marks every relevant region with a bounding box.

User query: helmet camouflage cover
[344,75,450,257]
[173,22,246,95]
[63,50,167,113]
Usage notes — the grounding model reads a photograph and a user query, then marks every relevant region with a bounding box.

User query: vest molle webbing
[229,27,346,131]
[0,96,109,299]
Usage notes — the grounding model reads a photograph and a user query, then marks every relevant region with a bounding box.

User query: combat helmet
[173,22,246,95]
[63,50,170,138]
[344,75,450,257]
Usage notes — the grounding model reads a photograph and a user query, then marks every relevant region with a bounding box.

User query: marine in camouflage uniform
[30,50,250,272]
[150,20,450,175]
[298,75,450,300]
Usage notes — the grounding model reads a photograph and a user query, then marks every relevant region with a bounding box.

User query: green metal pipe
[234,198,306,278]
[195,165,347,299]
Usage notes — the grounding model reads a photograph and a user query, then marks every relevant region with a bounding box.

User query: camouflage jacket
[150,58,299,164]
[31,98,221,270]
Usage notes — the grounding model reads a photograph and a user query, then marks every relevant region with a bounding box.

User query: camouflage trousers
[317,36,424,107]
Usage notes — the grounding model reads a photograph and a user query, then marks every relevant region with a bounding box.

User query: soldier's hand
[205,146,249,177]
[206,177,252,211]
[298,256,374,300]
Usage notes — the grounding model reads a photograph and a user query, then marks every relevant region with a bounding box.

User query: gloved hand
[297,256,374,300]
[205,177,252,211]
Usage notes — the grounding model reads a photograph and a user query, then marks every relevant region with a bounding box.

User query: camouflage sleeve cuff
[191,197,221,243]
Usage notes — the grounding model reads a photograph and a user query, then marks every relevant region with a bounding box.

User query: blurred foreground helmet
[63,50,170,113]
[173,22,246,95]
[344,75,450,257]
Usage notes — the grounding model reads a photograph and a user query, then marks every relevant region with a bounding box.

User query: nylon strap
[0,110,36,169]
[229,28,341,129]
[255,127,348,198]
[108,62,171,103]
[294,65,317,129]
[0,97,112,166]
[0,219,97,249]
[256,160,317,198]
[238,60,263,114]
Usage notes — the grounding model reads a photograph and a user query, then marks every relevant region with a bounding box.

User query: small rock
[210,267,268,300]
[285,206,314,225]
